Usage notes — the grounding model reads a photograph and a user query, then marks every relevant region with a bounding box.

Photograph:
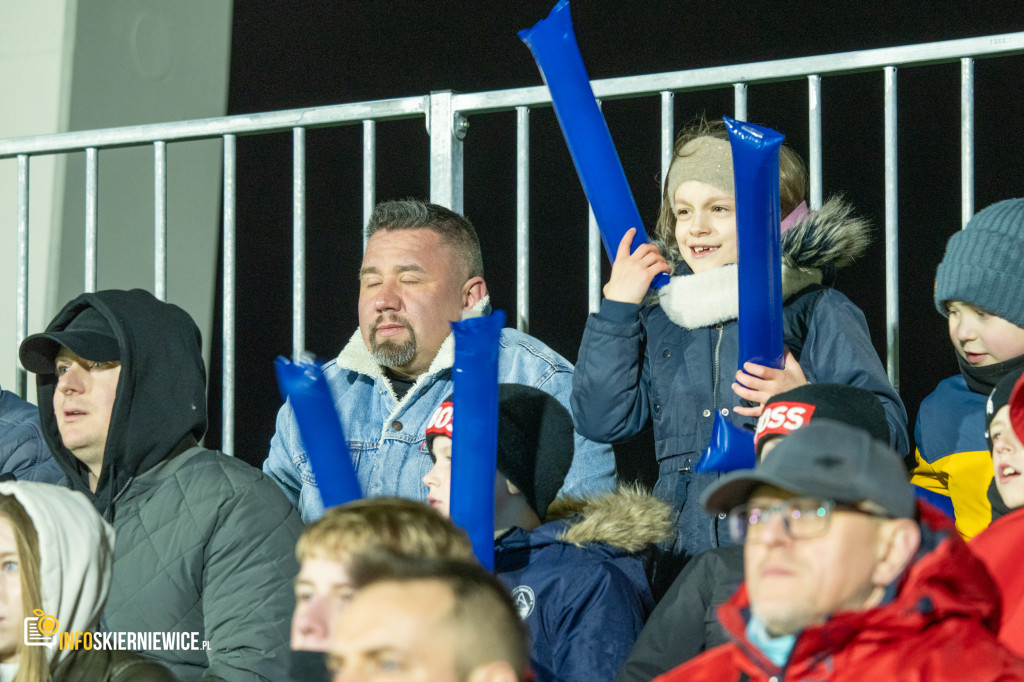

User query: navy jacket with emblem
[494,488,673,682]
[571,198,908,559]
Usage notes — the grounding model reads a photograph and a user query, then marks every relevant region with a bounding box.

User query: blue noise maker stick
[696,118,786,473]
[519,0,669,289]
[449,310,506,571]
[274,356,362,508]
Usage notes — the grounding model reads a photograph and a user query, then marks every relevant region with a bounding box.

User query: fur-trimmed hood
[658,196,870,330]
[541,484,675,552]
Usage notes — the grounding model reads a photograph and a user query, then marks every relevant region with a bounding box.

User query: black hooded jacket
[35,290,303,682]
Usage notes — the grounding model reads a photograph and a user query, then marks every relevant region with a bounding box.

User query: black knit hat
[755,383,890,455]
[425,384,574,521]
[935,198,1024,328]
[986,366,1024,448]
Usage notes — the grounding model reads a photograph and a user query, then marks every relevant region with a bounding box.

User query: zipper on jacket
[712,323,724,410]
[104,477,134,523]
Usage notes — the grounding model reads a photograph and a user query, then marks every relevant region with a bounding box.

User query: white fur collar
[657,264,821,330]
[333,295,491,405]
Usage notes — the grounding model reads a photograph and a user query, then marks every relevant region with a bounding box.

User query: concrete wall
[0,0,233,402]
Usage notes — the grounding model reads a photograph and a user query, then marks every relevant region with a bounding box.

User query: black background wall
[209,1,1024,477]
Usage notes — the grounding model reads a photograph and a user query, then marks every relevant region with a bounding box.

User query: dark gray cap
[703,419,914,519]
[19,307,120,374]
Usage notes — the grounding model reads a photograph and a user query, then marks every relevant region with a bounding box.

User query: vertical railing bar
[222,134,236,456]
[807,75,823,210]
[961,58,975,227]
[362,120,376,252]
[733,83,748,122]
[154,141,168,300]
[516,106,530,333]
[84,147,98,293]
[293,127,306,359]
[884,66,900,391]
[660,91,674,189]
[588,207,600,314]
[15,155,30,398]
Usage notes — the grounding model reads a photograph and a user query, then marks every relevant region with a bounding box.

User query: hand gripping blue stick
[520,0,669,289]
[274,356,362,509]
[449,310,506,571]
[725,117,785,372]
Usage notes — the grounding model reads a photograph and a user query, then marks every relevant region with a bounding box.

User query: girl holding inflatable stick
[571,118,909,562]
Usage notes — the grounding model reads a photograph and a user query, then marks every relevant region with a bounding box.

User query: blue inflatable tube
[520,0,668,289]
[274,356,362,508]
[725,116,785,371]
[449,310,506,570]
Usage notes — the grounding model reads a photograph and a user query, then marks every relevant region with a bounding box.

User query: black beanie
[426,384,574,521]
[985,366,1024,448]
[755,383,890,455]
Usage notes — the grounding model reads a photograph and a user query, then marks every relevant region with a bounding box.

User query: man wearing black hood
[19,289,304,682]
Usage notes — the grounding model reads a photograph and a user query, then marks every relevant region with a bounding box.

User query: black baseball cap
[703,419,914,519]
[20,307,120,374]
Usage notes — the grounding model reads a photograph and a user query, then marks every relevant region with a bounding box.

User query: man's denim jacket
[264,328,616,523]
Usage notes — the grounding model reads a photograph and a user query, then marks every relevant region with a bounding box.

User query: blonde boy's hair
[295,497,475,564]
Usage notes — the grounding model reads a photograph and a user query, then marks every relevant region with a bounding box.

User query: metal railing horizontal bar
[0,95,429,158]
[452,31,1024,114]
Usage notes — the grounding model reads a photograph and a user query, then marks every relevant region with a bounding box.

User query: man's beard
[370,320,417,368]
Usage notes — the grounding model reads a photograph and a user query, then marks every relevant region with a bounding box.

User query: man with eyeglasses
[654,419,1024,681]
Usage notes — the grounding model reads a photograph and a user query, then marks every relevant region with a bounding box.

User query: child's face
[292,552,355,652]
[673,181,738,274]
[991,405,1024,508]
[946,301,1024,366]
[423,436,453,517]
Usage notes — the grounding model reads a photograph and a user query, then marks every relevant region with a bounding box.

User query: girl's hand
[731,349,807,418]
[602,228,671,304]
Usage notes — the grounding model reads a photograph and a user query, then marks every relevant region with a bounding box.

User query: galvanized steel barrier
[3,32,1023,454]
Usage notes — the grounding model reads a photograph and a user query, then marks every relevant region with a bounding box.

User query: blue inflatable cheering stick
[696,118,786,473]
[449,310,506,571]
[519,0,669,289]
[274,356,362,509]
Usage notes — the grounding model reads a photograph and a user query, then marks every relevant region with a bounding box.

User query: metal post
[428,91,466,214]
[15,155,29,398]
[660,91,674,188]
[807,75,823,210]
[362,120,376,251]
[154,141,167,300]
[733,83,748,122]
[222,134,236,455]
[85,147,98,292]
[293,127,306,360]
[516,106,530,333]
[884,67,900,391]
[961,58,975,227]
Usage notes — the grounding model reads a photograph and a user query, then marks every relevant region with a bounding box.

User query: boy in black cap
[658,420,1024,681]
[970,366,1024,658]
[912,198,1024,539]
[422,384,673,682]
[618,383,891,682]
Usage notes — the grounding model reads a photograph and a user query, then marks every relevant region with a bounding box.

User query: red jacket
[655,504,1024,681]
[971,508,1024,658]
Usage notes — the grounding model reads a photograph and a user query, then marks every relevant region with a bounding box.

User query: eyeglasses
[726,498,885,543]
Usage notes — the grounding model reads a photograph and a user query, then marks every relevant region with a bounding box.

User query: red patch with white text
[425,401,454,439]
[755,402,816,449]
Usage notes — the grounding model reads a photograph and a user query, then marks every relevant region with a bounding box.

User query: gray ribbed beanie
[935,198,1024,328]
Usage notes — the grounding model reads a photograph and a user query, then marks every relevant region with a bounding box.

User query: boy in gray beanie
[910,198,1024,540]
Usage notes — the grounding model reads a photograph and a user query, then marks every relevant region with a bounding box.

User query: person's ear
[466,661,519,682]
[462,276,487,310]
[871,518,921,587]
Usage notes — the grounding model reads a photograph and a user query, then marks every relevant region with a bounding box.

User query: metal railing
[3,31,1023,453]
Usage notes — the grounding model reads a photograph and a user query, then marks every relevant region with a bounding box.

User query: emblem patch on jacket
[511,585,535,619]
